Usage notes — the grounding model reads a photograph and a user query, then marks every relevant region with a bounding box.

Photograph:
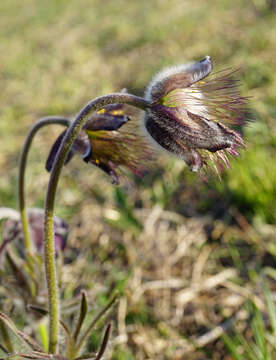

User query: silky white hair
[144,56,211,102]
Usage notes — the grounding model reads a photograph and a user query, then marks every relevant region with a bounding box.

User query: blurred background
[0,0,276,359]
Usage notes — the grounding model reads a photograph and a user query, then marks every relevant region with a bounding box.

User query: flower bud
[1,208,68,255]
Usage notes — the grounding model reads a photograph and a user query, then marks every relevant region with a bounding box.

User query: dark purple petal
[72,131,91,157]
[84,113,130,131]
[46,101,133,174]
[85,121,155,184]
[84,101,131,131]
[46,130,75,172]
[145,114,203,171]
[89,159,120,185]
[146,104,240,152]
[46,130,92,172]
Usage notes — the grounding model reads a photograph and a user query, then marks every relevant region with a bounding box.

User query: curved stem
[18,117,71,255]
[44,93,150,354]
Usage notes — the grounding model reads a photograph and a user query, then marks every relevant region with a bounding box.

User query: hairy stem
[44,93,150,354]
[18,117,70,255]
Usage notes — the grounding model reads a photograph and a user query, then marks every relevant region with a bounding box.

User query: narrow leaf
[0,352,65,360]
[73,291,88,341]
[237,334,259,360]
[263,280,276,336]
[95,323,112,360]
[77,293,118,352]
[46,130,74,172]
[0,312,42,352]
[37,322,48,352]
[0,321,13,353]
[251,305,266,358]
[222,333,242,360]
[6,252,30,292]
[17,331,43,352]
[75,324,112,360]
[0,343,8,354]
[27,305,48,317]
[266,333,276,351]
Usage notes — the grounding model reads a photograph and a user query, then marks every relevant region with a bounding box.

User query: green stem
[44,93,150,354]
[18,117,70,255]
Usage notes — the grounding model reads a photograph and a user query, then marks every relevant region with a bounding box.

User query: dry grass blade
[73,291,88,341]
[0,312,43,352]
[176,268,237,305]
[0,208,20,221]
[223,280,265,310]
[133,278,186,300]
[194,307,245,348]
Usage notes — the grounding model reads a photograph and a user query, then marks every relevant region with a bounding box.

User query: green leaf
[76,293,118,352]
[95,323,112,360]
[263,280,276,336]
[222,333,242,360]
[37,321,48,352]
[0,312,43,352]
[0,321,13,353]
[73,291,88,341]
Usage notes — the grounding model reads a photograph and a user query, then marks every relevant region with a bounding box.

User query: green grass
[223,281,276,360]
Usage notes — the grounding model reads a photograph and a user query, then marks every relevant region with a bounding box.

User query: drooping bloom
[143,56,249,177]
[46,102,153,185]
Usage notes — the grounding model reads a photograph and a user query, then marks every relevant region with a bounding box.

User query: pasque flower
[46,102,153,185]
[47,58,248,183]
[143,56,248,176]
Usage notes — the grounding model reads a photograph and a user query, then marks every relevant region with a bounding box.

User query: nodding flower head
[143,56,249,177]
[46,102,153,185]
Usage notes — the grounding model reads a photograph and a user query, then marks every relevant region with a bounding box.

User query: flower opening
[46,102,154,185]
